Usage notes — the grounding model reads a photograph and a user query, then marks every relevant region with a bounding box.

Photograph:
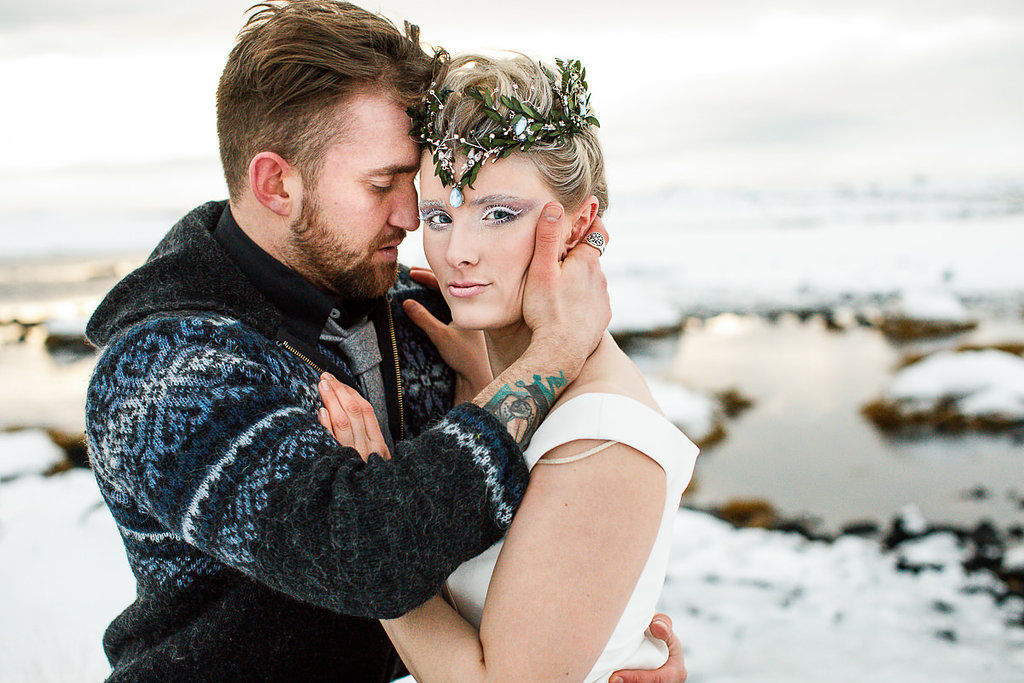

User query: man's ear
[563,196,600,253]
[248,152,300,217]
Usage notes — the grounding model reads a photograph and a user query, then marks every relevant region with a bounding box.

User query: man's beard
[285,193,400,300]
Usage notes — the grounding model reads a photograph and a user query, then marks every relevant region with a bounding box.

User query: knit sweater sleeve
[86,314,527,619]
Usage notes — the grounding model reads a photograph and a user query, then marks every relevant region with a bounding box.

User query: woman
[318,53,698,682]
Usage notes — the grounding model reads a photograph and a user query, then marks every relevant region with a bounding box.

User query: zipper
[385,301,405,440]
[279,339,324,375]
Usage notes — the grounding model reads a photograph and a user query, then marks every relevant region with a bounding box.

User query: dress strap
[533,440,618,465]
[523,392,699,482]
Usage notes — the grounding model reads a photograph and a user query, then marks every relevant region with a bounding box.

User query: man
[85,2,686,681]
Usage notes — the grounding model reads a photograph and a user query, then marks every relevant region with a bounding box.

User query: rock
[882,504,928,549]
[714,387,754,418]
[715,498,779,529]
[878,288,978,341]
[841,520,880,537]
[963,520,1004,574]
[863,349,1024,434]
[45,429,90,469]
[43,318,94,357]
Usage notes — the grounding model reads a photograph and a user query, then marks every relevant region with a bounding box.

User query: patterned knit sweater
[85,201,528,682]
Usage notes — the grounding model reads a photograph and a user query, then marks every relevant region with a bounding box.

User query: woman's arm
[321,380,677,681]
[319,379,666,679]
[384,439,665,682]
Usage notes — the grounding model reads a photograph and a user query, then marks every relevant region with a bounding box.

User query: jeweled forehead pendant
[407,59,600,199]
[449,187,464,208]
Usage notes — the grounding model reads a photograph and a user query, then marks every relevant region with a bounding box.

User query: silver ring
[583,231,606,256]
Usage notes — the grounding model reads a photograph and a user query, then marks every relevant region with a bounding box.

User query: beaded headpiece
[408,58,599,208]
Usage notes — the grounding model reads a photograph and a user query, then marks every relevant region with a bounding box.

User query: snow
[646,378,719,445]
[2,442,1021,682]
[886,350,1024,420]
[886,288,975,324]
[664,511,1024,682]
[0,470,135,682]
[609,282,683,337]
[0,429,65,479]
[44,317,90,338]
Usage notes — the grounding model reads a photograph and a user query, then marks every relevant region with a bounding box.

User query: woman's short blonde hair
[430,53,608,215]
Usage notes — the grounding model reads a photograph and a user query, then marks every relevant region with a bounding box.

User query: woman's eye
[483,206,521,224]
[420,211,452,229]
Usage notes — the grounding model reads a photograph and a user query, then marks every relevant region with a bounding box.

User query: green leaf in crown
[408,58,600,207]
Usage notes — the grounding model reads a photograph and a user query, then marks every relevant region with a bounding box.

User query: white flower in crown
[408,58,599,196]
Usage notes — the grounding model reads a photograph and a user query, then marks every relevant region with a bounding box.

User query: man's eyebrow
[365,162,420,177]
[469,194,527,207]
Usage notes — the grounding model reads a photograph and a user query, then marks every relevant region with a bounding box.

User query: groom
[84,1,686,681]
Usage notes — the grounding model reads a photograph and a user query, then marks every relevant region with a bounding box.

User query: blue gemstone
[449,187,464,207]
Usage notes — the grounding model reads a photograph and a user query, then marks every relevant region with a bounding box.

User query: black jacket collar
[87,201,380,349]
[212,206,339,343]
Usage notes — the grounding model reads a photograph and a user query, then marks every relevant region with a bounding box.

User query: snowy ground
[2,201,1023,680]
[882,349,1024,424]
[1,431,1021,682]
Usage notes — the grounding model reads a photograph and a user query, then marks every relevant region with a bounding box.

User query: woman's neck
[484,320,533,378]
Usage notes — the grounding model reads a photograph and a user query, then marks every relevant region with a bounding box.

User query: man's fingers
[334,382,391,460]
[573,214,609,259]
[317,407,332,433]
[649,613,672,640]
[318,375,355,449]
[335,383,380,460]
[531,202,565,272]
[403,299,448,347]
[408,267,440,290]
[609,613,686,683]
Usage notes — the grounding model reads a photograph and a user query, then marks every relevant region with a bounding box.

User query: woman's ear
[249,152,301,218]
[563,196,600,255]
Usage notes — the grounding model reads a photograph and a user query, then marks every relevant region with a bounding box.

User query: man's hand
[610,614,687,683]
[402,268,493,403]
[317,373,391,461]
[521,202,610,377]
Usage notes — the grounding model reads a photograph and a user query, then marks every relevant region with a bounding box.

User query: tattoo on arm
[481,372,568,448]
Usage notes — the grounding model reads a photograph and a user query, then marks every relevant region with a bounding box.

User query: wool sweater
[85,201,529,682]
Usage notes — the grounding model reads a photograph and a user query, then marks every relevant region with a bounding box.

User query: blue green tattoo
[482,371,568,447]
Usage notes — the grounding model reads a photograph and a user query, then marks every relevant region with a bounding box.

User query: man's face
[283,90,421,300]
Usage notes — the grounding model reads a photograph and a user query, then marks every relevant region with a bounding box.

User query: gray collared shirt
[321,309,395,457]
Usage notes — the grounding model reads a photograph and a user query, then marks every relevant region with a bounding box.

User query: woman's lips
[448,282,489,298]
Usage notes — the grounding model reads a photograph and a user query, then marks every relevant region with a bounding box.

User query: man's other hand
[609,614,687,683]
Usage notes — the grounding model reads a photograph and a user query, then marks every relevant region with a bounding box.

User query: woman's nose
[446,225,479,267]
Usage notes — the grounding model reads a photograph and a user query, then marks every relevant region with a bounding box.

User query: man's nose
[390,180,420,231]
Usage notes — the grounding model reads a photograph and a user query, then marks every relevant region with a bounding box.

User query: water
[4,306,1022,532]
[630,313,1024,532]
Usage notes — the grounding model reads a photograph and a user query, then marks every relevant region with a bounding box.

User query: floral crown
[408,58,600,208]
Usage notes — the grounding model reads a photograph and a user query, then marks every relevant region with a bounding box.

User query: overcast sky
[3,0,1023,206]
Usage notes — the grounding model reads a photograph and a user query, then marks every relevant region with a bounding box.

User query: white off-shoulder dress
[443,392,699,682]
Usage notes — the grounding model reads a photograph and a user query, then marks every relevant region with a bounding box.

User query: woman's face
[418,155,560,331]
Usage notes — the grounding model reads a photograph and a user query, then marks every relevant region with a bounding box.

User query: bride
[318,53,698,682]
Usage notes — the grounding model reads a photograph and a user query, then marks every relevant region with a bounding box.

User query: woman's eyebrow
[418,200,445,210]
[469,194,527,207]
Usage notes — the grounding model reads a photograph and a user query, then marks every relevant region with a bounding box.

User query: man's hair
[216,0,444,201]
[430,53,608,215]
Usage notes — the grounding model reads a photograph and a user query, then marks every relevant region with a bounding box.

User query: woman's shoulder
[528,336,699,477]
[553,334,659,413]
